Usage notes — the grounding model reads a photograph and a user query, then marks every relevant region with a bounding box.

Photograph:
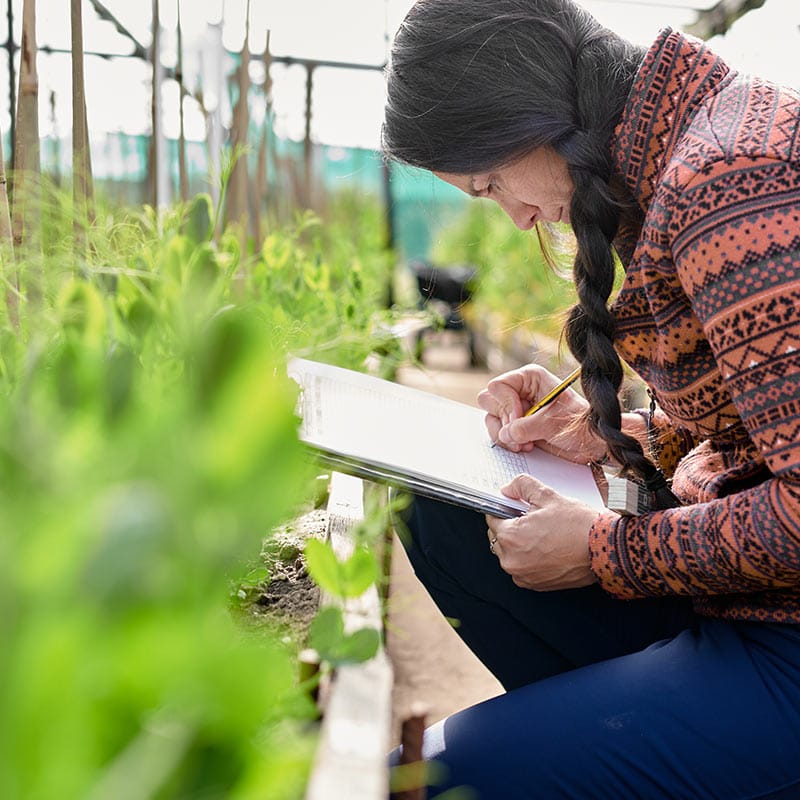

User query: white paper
[288,358,604,516]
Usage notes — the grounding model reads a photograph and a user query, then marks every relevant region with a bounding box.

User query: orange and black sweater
[588,29,800,624]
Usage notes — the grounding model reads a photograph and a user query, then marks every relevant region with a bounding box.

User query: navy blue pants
[392,495,800,799]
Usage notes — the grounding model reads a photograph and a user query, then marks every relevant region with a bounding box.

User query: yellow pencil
[491,366,581,448]
[522,365,582,417]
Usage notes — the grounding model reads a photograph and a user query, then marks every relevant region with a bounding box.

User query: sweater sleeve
[590,157,800,599]
[634,405,695,479]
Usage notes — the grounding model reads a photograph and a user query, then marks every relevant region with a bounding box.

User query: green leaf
[334,628,380,664]
[125,298,155,339]
[339,549,379,598]
[304,539,379,599]
[303,539,342,596]
[183,193,214,243]
[308,607,380,666]
[105,346,137,423]
[186,243,221,298]
[308,606,344,657]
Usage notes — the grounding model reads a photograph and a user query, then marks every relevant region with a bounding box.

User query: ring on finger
[489,536,498,555]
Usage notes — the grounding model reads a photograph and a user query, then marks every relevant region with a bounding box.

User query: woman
[382,0,800,797]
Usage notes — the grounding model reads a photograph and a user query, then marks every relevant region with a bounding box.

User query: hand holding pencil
[522,365,582,417]
[478,364,600,461]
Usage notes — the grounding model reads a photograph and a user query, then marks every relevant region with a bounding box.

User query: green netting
[14,129,469,262]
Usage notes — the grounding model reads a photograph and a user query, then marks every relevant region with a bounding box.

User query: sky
[4,0,799,152]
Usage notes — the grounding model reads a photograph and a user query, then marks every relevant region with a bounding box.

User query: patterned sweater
[588,29,800,623]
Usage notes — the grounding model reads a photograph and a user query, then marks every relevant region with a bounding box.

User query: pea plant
[0,185,398,798]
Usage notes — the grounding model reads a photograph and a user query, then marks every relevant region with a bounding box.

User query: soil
[241,508,327,645]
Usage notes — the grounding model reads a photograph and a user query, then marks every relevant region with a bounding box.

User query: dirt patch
[236,508,327,646]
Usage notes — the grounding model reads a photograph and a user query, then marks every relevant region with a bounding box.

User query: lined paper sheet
[289,358,604,516]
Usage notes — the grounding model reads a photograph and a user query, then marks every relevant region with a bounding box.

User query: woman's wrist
[589,412,649,467]
[622,411,650,451]
[582,413,650,467]
[586,435,612,466]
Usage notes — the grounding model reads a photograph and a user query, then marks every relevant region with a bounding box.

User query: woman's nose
[495,196,537,231]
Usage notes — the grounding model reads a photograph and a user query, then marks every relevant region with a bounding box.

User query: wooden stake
[12,0,41,255]
[149,0,169,209]
[71,0,93,252]
[0,126,18,327]
[0,131,15,246]
[82,90,96,223]
[395,703,428,800]
[226,0,251,238]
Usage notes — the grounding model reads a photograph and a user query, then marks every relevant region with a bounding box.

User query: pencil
[490,366,581,448]
[522,365,582,417]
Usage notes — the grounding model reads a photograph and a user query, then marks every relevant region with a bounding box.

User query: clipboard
[287,358,604,518]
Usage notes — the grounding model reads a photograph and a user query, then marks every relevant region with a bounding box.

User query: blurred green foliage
[431,202,579,341]
[0,182,395,798]
[432,200,643,404]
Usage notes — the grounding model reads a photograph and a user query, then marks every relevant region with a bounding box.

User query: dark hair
[383,0,678,503]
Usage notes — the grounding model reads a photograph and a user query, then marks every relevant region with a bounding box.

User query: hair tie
[643,467,683,510]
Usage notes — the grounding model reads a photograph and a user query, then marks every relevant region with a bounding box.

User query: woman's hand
[486,474,604,591]
[477,364,605,463]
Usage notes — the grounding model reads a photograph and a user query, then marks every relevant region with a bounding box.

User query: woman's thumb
[501,473,545,503]
[500,416,536,446]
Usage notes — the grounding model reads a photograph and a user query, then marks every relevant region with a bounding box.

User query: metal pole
[6,0,15,165]
[303,64,314,208]
[381,159,395,308]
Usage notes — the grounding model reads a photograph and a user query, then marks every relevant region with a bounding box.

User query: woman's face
[435,148,574,230]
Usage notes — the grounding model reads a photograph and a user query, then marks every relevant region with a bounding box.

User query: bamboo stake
[198,21,223,212]
[148,0,170,209]
[82,90,96,223]
[176,0,189,202]
[0,131,14,250]
[0,126,18,327]
[71,0,92,253]
[226,0,251,235]
[12,0,41,255]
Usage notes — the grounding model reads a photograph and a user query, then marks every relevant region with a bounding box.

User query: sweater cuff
[588,510,645,600]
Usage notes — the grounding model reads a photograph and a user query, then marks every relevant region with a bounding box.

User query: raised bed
[305,473,394,799]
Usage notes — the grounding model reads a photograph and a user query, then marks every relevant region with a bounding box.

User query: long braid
[565,196,680,507]
[560,37,681,509]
